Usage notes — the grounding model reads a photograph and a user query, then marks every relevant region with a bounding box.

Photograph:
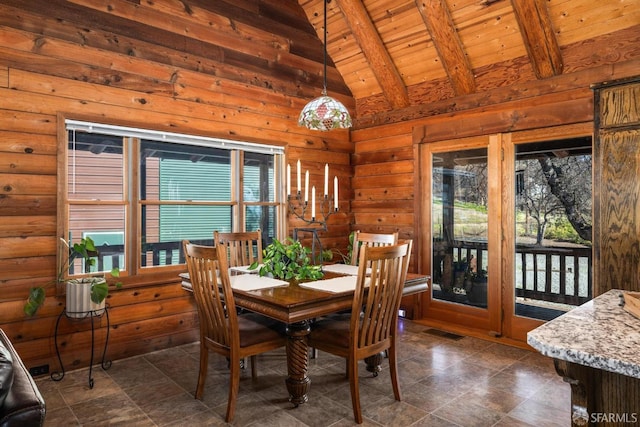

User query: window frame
[57,116,286,292]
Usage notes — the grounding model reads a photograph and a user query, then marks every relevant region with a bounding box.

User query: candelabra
[286,161,339,264]
[288,193,336,265]
[287,192,337,230]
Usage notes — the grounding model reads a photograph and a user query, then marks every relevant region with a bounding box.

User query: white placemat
[229,264,261,274]
[230,274,289,291]
[322,264,371,276]
[322,264,358,275]
[299,275,368,293]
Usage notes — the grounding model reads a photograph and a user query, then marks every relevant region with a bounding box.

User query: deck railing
[80,238,592,306]
[69,239,213,274]
[437,239,592,306]
[513,245,592,305]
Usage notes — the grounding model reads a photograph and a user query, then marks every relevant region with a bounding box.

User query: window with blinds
[62,120,284,277]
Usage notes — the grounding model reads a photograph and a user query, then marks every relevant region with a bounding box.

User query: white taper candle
[334,176,338,210]
[324,163,329,196]
[311,186,316,219]
[304,170,309,202]
[296,160,301,193]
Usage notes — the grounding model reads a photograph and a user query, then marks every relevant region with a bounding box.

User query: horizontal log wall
[0,0,353,371]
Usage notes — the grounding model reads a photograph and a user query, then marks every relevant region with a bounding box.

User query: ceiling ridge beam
[511,0,563,79]
[415,0,476,96]
[334,0,410,109]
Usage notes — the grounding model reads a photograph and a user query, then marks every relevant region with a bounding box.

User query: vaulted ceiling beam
[334,0,410,109]
[415,0,476,96]
[511,0,563,79]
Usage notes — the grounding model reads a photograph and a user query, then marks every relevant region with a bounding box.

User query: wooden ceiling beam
[415,0,476,96]
[334,0,410,109]
[511,0,563,79]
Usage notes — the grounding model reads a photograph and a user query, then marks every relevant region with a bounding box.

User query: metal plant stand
[51,306,111,389]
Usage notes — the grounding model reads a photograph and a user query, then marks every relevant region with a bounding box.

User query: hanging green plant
[250,237,323,281]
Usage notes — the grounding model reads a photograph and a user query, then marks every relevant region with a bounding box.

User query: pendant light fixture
[298,0,352,131]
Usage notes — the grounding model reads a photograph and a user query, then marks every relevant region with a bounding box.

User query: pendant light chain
[322,0,328,95]
[297,0,352,131]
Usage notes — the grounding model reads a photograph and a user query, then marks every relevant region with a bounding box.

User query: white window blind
[65,119,285,155]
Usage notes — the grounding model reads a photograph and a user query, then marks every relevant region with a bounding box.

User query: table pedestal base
[285,321,311,406]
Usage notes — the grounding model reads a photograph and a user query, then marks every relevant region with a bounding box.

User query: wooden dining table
[180,266,429,406]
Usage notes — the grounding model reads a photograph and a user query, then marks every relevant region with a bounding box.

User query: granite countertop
[527,289,640,379]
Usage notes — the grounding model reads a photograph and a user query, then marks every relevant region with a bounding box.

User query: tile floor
[36,319,571,426]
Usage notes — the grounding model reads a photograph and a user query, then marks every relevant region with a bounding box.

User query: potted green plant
[250,237,323,281]
[24,236,121,317]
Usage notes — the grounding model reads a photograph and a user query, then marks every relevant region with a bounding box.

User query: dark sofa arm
[0,329,46,427]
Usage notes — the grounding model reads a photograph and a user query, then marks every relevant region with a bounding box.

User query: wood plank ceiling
[297,0,640,123]
[1,0,637,131]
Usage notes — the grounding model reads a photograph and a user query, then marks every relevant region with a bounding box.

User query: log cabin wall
[0,0,353,370]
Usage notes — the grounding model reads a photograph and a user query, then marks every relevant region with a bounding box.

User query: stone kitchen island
[527,289,640,427]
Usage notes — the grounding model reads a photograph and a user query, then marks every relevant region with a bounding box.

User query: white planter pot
[66,279,106,318]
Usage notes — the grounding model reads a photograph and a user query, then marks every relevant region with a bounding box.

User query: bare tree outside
[538,156,592,242]
[516,154,592,245]
[517,162,564,244]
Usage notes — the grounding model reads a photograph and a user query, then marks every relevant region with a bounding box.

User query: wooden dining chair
[310,231,399,359]
[350,230,398,266]
[214,229,263,268]
[308,240,412,424]
[182,240,285,423]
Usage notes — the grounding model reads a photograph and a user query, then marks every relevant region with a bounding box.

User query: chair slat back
[350,231,398,266]
[183,240,237,349]
[352,241,412,352]
[214,230,263,267]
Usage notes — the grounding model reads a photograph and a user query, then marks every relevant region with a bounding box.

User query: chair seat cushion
[238,313,285,348]
[0,340,14,407]
[308,317,351,349]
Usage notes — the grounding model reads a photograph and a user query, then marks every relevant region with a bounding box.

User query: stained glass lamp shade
[298,90,352,131]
